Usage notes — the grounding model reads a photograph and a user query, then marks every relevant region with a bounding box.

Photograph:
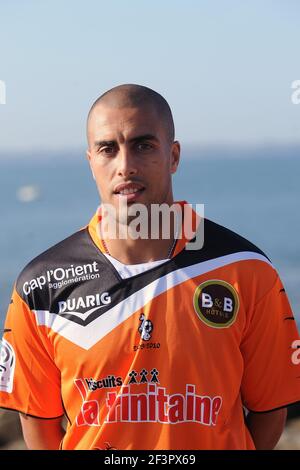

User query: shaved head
[86,83,181,227]
[87,84,175,147]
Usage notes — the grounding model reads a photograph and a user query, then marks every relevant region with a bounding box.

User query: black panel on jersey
[16,229,120,323]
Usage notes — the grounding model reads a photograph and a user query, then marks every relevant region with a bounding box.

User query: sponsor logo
[291,340,300,365]
[138,313,153,341]
[105,383,222,425]
[22,262,100,295]
[134,314,160,351]
[133,342,160,352]
[85,375,123,391]
[74,369,222,427]
[193,280,239,328]
[0,338,15,393]
[128,368,160,385]
[57,292,111,317]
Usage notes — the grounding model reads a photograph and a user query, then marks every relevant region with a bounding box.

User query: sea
[1,148,300,328]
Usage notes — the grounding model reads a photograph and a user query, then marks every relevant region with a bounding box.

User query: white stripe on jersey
[32,251,273,350]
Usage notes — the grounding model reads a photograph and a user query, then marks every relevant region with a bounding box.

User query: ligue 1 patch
[193,280,239,328]
[0,338,16,393]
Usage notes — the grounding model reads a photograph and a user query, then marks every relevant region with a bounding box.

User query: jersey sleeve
[240,270,300,412]
[0,286,64,418]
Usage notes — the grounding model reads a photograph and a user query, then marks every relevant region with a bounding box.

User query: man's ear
[170,141,180,174]
[86,149,96,180]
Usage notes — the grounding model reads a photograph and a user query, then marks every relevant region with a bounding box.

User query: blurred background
[0,0,299,450]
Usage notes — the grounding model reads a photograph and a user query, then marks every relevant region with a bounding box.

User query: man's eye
[100,147,115,155]
[137,143,153,151]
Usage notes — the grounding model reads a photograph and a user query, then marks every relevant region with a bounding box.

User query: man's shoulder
[178,216,272,270]
[203,217,270,261]
[15,226,97,295]
[180,218,277,298]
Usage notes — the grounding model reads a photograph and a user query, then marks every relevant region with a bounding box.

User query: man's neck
[102,236,176,265]
[100,203,179,264]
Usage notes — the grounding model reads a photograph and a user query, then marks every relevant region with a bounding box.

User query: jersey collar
[87,201,201,260]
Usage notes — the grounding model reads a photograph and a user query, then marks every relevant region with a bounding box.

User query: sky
[0,0,300,155]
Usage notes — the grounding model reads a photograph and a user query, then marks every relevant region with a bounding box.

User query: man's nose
[117,147,138,177]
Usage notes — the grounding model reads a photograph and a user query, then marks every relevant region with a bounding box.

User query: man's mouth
[113,182,146,197]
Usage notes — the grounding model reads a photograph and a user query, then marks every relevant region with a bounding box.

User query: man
[1,84,300,450]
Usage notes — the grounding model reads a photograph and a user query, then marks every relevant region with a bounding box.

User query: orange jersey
[1,201,300,450]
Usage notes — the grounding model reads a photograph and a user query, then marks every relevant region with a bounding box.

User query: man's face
[87,104,180,226]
